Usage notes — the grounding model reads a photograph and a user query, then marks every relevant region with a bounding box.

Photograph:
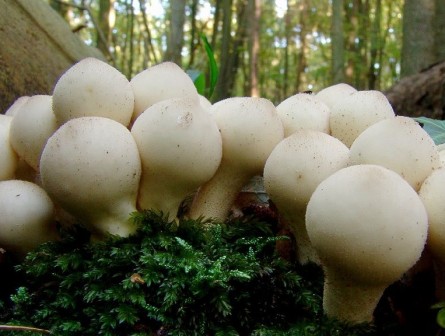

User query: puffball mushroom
[418,168,445,299]
[306,164,428,323]
[263,130,349,264]
[9,95,58,171]
[349,116,441,191]
[0,180,58,259]
[40,117,141,240]
[329,90,395,147]
[276,93,331,137]
[52,57,134,127]
[4,96,29,117]
[189,97,284,221]
[130,62,198,122]
[0,115,19,181]
[131,95,222,221]
[315,83,356,110]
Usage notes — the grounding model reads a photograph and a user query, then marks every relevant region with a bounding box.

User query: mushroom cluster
[1,57,443,325]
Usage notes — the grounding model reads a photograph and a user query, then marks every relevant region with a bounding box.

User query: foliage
[0,211,397,335]
[432,302,445,329]
[414,117,445,145]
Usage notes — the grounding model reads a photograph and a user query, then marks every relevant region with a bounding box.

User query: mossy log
[385,61,445,119]
[0,0,105,114]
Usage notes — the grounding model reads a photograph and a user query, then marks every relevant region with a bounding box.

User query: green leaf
[187,69,206,96]
[200,33,219,99]
[438,308,445,329]
[414,117,445,145]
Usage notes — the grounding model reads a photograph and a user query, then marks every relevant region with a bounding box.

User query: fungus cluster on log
[0,58,444,325]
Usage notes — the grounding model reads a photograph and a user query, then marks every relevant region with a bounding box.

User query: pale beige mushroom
[306,164,428,323]
[189,97,284,221]
[40,117,141,240]
[52,57,134,127]
[0,180,58,259]
[264,130,349,264]
[131,95,222,221]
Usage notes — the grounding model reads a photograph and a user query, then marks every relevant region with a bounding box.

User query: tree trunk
[434,0,445,61]
[164,0,186,66]
[368,0,381,89]
[401,0,435,77]
[97,0,114,58]
[248,0,261,97]
[331,0,345,83]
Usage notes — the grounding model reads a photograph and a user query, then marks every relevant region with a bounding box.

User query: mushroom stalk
[323,272,385,323]
[188,163,251,221]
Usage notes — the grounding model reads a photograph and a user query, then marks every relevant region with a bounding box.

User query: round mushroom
[264,130,349,264]
[276,93,331,137]
[0,115,19,181]
[0,180,58,259]
[315,83,356,110]
[52,57,134,127]
[349,116,441,191]
[9,95,58,171]
[40,117,141,240]
[306,164,428,323]
[329,90,395,147]
[418,168,445,299]
[130,62,198,123]
[188,97,284,221]
[131,95,222,221]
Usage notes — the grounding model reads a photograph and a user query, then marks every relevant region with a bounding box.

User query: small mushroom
[0,180,58,259]
[9,95,58,171]
[40,117,141,240]
[276,93,331,137]
[131,95,222,220]
[315,83,356,110]
[4,96,30,117]
[418,168,445,299]
[329,90,395,147]
[306,164,428,323]
[52,57,134,127]
[0,115,19,181]
[188,97,284,221]
[264,130,349,264]
[130,62,198,123]
[349,116,441,191]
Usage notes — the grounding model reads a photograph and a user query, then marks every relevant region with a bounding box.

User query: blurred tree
[164,0,186,66]
[331,0,345,84]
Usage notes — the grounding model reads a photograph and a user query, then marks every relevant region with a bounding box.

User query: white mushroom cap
[0,115,19,181]
[349,116,441,191]
[0,180,58,259]
[264,130,349,264]
[130,62,198,122]
[315,83,357,109]
[419,168,445,260]
[9,95,58,171]
[306,164,428,323]
[329,90,395,147]
[189,97,284,220]
[437,144,445,167]
[52,57,134,127]
[131,95,222,220]
[276,93,331,137]
[40,117,141,239]
[4,96,30,116]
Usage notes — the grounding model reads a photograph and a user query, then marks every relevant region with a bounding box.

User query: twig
[0,325,51,334]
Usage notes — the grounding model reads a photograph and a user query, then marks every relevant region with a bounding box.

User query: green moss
[0,211,394,335]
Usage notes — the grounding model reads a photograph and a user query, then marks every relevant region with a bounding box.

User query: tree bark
[248,0,261,97]
[164,0,186,66]
[385,61,445,119]
[401,0,435,77]
[331,0,345,83]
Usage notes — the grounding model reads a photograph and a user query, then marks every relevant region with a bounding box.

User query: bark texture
[0,0,105,114]
[385,61,445,119]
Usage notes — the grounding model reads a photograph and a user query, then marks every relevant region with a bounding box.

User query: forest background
[47,0,445,105]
